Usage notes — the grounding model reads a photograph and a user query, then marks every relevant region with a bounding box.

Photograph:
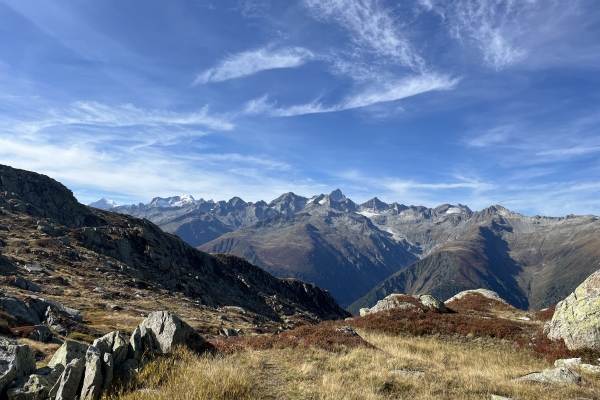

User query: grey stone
[6,364,64,400]
[23,296,82,326]
[92,331,128,368]
[518,367,582,385]
[138,311,197,354]
[491,395,514,400]
[0,295,41,326]
[48,341,88,369]
[101,353,113,392]
[128,326,143,362]
[24,264,45,274]
[28,325,53,343]
[13,277,42,293]
[116,359,138,382]
[0,337,36,394]
[418,294,448,313]
[49,357,85,400]
[80,346,103,400]
[547,269,600,350]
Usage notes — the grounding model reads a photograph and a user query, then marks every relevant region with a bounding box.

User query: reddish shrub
[10,326,36,338]
[210,321,374,354]
[351,306,524,340]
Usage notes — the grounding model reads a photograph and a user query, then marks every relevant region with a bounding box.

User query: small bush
[445,293,515,314]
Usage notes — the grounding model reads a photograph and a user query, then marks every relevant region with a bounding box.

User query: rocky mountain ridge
[0,164,350,330]
[92,187,600,312]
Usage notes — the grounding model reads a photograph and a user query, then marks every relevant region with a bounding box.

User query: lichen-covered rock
[138,311,198,354]
[80,346,103,400]
[48,341,88,369]
[445,289,509,304]
[359,308,371,316]
[554,358,582,368]
[518,367,582,385]
[418,294,448,313]
[546,269,600,350]
[0,338,36,394]
[6,364,64,400]
[49,357,85,400]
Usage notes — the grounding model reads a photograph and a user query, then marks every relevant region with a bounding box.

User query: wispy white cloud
[421,0,534,70]
[536,147,600,157]
[8,101,234,135]
[463,124,516,147]
[244,74,459,117]
[303,0,425,72]
[194,46,314,85]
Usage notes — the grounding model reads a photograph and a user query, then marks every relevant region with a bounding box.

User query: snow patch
[357,211,380,218]
[446,207,462,214]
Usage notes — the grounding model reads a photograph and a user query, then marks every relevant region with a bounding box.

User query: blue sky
[1,0,599,216]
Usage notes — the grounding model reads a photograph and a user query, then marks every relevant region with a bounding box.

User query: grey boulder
[0,337,36,394]
[6,364,64,400]
[48,341,88,369]
[13,277,42,293]
[48,357,85,400]
[138,311,199,353]
[518,367,582,385]
[80,346,103,400]
[92,331,128,368]
[546,268,600,350]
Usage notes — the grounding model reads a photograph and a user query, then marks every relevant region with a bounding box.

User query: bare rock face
[48,341,88,369]
[49,357,85,400]
[546,269,600,350]
[92,331,128,368]
[0,337,36,395]
[0,165,104,228]
[80,346,103,400]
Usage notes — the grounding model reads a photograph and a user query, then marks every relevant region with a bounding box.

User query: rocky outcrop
[0,337,36,395]
[359,293,448,316]
[50,357,85,400]
[445,289,508,304]
[0,293,83,337]
[517,367,582,385]
[546,269,600,350]
[0,165,104,228]
[0,311,204,400]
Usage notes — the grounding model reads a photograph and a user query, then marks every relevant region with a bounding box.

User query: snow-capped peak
[88,198,119,210]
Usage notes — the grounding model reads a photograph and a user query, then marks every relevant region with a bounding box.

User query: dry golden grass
[110,330,600,400]
[18,338,61,365]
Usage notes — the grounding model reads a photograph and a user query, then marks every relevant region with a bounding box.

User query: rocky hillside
[348,210,600,314]
[199,209,418,307]
[0,164,350,329]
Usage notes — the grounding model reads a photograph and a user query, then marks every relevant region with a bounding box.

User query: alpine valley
[94,188,600,312]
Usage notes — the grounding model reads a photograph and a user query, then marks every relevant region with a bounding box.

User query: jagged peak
[329,189,346,202]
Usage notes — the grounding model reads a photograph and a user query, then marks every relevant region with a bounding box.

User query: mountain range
[93,190,600,311]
